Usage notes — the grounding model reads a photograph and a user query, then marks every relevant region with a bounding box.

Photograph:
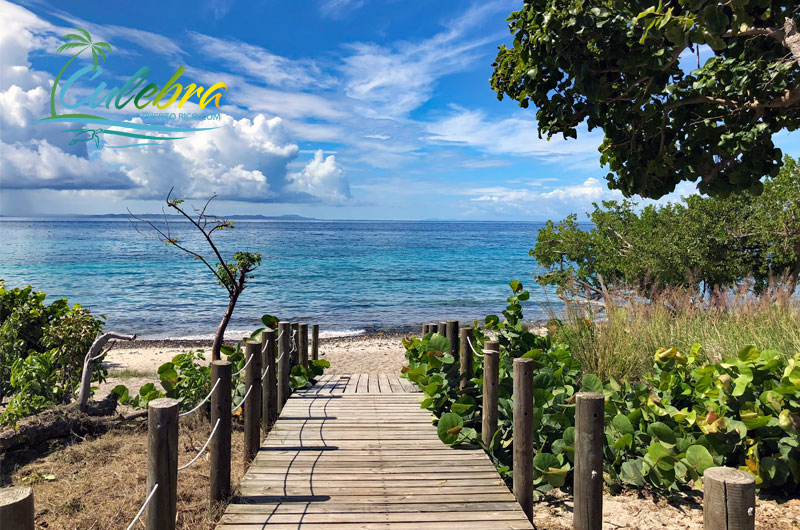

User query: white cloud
[287,149,350,202]
[0,139,133,190]
[190,33,334,89]
[0,0,61,91]
[319,0,366,19]
[99,113,299,201]
[426,106,603,163]
[338,2,509,117]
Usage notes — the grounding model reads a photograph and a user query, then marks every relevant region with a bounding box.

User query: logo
[39,28,227,149]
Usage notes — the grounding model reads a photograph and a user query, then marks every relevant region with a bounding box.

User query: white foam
[150,328,367,341]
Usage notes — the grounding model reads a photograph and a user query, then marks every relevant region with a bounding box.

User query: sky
[1,0,798,220]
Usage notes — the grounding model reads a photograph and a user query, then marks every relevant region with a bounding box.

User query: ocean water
[0,219,559,338]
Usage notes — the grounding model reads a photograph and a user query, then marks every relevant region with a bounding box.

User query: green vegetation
[131,190,262,360]
[533,157,800,297]
[402,282,800,496]
[555,286,800,380]
[491,2,800,198]
[112,314,329,412]
[0,282,105,427]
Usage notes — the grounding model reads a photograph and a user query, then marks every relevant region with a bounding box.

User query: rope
[231,385,253,413]
[179,379,220,418]
[232,354,253,377]
[467,339,500,358]
[261,364,271,381]
[125,483,158,530]
[178,418,220,471]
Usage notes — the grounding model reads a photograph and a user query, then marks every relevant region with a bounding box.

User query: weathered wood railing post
[299,323,309,368]
[421,323,428,335]
[427,322,437,335]
[0,486,34,530]
[481,340,500,447]
[513,357,534,523]
[278,321,291,411]
[146,398,178,530]
[438,321,447,336]
[311,324,319,361]
[210,360,231,506]
[703,467,756,530]
[261,329,277,430]
[291,322,300,367]
[446,320,459,357]
[574,392,604,530]
[459,326,474,392]
[244,339,262,466]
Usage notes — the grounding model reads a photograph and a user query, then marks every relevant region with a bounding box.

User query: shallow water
[0,219,559,338]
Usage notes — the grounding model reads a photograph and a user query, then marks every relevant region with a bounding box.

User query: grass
[107,368,157,379]
[1,415,245,529]
[551,282,800,380]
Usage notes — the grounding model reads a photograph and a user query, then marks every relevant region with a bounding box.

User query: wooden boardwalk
[216,373,534,529]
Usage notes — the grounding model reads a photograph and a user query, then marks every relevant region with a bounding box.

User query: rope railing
[231,385,253,414]
[125,483,158,530]
[178,418,221,471]
[466,338,500,358]
[261,364,271,381]
[179,378,220,418]
[232,354,253,377]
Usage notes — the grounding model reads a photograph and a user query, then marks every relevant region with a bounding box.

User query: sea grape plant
[401,281,800,496]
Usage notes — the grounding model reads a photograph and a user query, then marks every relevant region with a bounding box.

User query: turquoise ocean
[0,219,558,338]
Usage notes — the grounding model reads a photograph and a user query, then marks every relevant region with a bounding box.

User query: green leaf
[648,422,677,447]
[685,445,714,475]
[580,374,603,393]
[612,414,634,435]
[437,413,464,445]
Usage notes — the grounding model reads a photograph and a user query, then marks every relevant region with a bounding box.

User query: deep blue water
[0,219,558,338]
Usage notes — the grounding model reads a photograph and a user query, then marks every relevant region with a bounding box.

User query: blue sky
[1,0,798,220]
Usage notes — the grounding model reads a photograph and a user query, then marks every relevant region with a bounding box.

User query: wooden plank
[215,374,533,530]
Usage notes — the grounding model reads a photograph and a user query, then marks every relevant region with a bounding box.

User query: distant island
[0,214,318,221]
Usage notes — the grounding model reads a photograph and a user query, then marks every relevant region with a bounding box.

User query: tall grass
[551,282,800,380]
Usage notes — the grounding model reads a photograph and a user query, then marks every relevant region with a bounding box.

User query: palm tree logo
[50,29,112,118]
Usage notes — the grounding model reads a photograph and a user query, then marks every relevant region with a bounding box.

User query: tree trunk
[0,394,120,452]
[788,241,800,295]
[211,293,239,361]
[77,332,136,411]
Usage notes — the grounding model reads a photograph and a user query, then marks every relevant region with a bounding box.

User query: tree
[491,2,800,198]
[533,156,800,301]
[131,190,261,360]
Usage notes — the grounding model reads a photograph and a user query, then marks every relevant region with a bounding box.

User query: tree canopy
[491,1,800,198]
[532,156,800,298]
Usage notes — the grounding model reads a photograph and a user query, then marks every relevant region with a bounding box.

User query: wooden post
[210,360,231,506]
[446,320,459,358]
[513,358,534,523]
[299,323,309,368]
[422,323,428,335]
[703,467,756,530]
[438,321,447,336]
[0,487,34,530]
[459,327,474,391]
[574,392,605,530]
[291,323,300,367]
[482,340,500,447]
[146,398,178,530]
[261,329,277,430]
[428,323,437,335]
[243,339,262,466]
[311,324,319,361]
[278,321,291,411]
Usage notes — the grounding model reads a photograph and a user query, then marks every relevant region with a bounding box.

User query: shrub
[0,283,105,427]
[402,281,800,496]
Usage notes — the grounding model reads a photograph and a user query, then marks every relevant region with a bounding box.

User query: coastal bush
[0,282,106,427]
[401,282,800,496]
[533,156,800,298]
